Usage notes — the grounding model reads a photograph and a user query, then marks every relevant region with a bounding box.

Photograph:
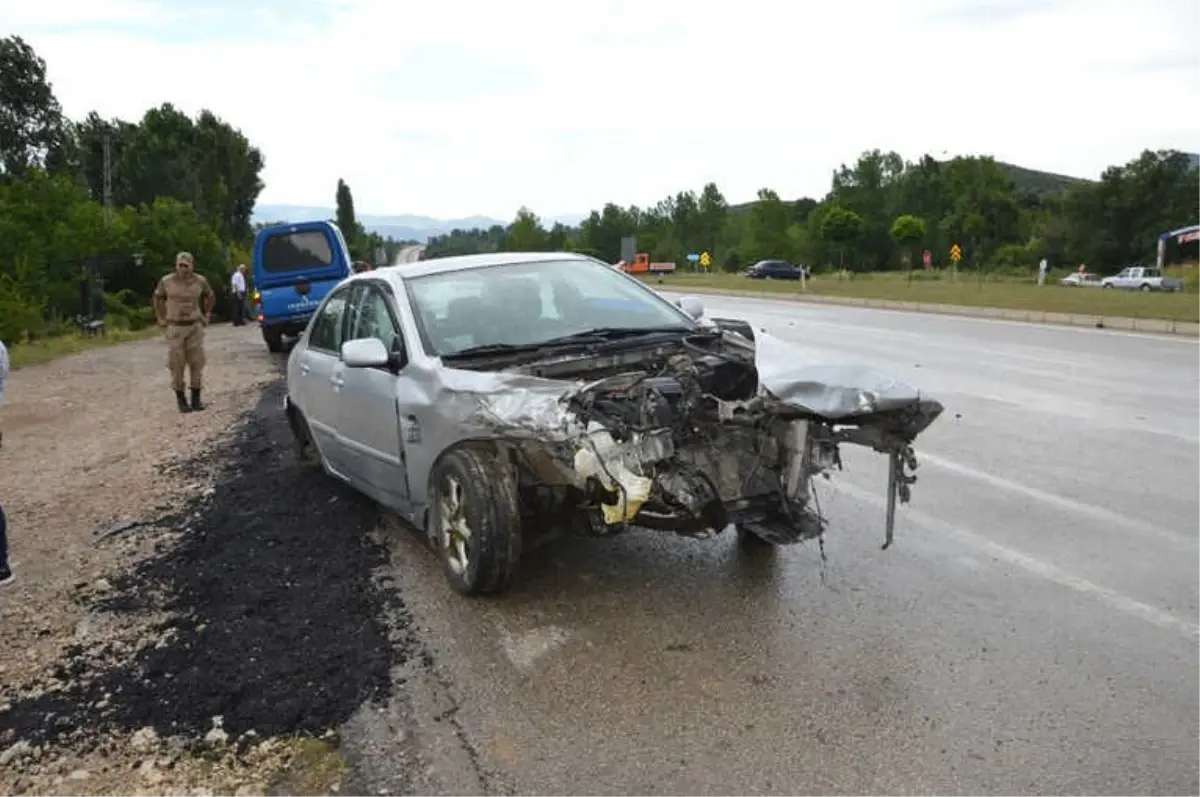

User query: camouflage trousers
[165,322,206,391]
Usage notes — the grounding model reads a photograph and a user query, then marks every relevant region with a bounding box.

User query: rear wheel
[286,404,321,468]
[1140,283,1151,292]
[428,446,523,595]
[263,326,284,352]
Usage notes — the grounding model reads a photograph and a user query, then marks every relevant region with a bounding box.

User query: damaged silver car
[283,252,943,594]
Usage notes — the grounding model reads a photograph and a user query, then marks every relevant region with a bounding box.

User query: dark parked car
[746,260,802,280]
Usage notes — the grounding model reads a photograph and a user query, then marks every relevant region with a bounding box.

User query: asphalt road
[384,295,1200,795]
[395,244,426,264]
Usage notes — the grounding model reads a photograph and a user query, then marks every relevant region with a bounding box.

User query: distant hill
[986,152,1198,196]
[251,204,508,243]
[995,161,1090,196]
[251,204,585,242]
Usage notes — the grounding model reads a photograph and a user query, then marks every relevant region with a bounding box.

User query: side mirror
[675,296,705,320]
[341,337,391,368]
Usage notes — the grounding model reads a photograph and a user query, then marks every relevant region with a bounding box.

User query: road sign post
[949,243,962,282]
[699,251,711,271]
[620,236,637,266]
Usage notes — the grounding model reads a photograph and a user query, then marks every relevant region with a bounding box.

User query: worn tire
[735,525,777,553]
[428,446,523,595]
[263,327,284,353]
[287,405,321,468]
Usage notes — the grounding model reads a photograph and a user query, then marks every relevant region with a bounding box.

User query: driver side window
[346,282,406,361]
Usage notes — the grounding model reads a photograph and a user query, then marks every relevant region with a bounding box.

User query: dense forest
[426,149,1198,276]
[0,35,400,343]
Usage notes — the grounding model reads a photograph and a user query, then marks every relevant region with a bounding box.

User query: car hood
[431,328,943,442]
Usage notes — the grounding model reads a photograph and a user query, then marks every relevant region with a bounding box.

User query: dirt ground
[1,325,276,688]
[0,326,419,795]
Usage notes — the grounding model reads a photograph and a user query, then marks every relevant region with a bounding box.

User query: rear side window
[263,230,334,273]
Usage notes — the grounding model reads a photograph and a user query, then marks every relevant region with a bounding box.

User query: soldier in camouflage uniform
[153,251,215,413]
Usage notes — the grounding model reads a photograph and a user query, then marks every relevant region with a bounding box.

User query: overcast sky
[5,0,1198,220]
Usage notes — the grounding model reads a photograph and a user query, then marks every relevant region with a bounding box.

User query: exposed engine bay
[473,319,943,549]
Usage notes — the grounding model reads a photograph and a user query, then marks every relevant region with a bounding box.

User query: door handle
[331,376,345,388]
[301,363,310,374]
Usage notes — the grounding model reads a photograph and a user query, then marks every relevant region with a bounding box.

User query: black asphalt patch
[1,379,414,748]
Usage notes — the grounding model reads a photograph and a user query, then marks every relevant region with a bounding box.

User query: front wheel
[735,524,778,553]
[428,446,523,595]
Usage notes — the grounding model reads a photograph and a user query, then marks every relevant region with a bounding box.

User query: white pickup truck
[1100,266,1184,292]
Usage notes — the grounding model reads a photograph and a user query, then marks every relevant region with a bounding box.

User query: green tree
[0,35,71,179]
[743,188,792,264]
[889,214,926,275]
[504,207,548,251]
[336,178,357,240]
[697,182,728,255]
[425,145,1199,282]
[819,205,866,270]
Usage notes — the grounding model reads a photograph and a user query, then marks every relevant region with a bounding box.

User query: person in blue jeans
[0,338,10,586]
[0,506,10,586]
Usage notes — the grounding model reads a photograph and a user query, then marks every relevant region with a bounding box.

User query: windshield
[405,258,694,357]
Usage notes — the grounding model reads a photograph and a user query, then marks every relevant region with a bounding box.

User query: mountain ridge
[250,204,586,243]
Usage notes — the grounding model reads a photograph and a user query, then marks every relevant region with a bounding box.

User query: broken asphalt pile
[0,380,417,781]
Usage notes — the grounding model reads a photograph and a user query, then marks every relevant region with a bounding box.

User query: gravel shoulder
[0,326,447,795]
[1,325,278,693]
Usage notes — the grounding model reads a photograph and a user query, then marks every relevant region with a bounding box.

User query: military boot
[190,388,205,411]
[175,390,192,413]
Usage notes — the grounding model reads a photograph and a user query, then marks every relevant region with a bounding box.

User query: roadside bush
[0,278,47,343]
[104,290,157,330]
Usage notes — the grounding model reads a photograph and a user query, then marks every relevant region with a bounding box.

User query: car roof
[374,250,598,280]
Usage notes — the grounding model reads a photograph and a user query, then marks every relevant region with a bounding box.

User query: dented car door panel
[334,281,412,511]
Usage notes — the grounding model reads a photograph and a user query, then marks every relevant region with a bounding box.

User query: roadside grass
[642,269,1200,323]
[268,737,347,796]
[8,326,161,370]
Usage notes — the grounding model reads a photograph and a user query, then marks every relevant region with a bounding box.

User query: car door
[296,283,353,479]
[333,280,411,510]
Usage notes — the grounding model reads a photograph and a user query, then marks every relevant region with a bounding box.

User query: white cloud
[4,0,1197,219]
[0,0,171,27]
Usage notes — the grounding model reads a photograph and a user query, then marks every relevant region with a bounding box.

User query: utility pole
[101,131,113,229]
[91,131,114,322]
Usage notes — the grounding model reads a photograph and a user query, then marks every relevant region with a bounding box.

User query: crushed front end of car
[433,319,943,551]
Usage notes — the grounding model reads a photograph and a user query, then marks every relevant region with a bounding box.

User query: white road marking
[498,624,572,671]
[827,479,1200,642]
[918,452,1198,550]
